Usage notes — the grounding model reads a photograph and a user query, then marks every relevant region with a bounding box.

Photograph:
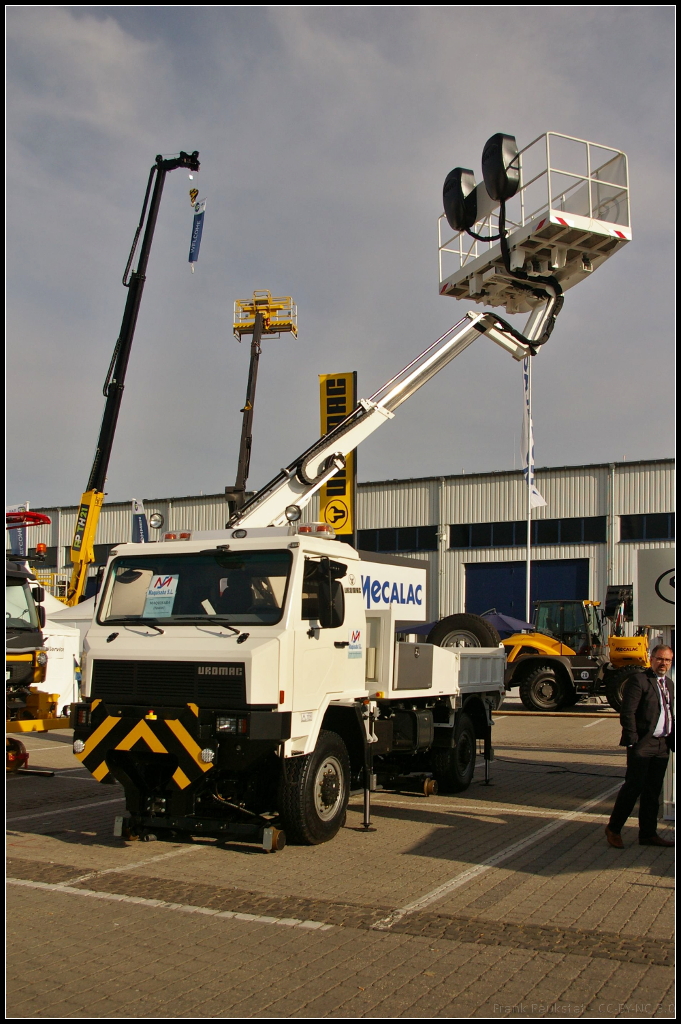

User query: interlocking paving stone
[7,715,674,1018]
[8,858,673,969]
[7,857,84,884]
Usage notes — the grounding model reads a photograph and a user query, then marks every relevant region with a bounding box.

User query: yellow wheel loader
[502,590,650,712]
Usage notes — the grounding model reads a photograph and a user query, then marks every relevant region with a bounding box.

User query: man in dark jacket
[605,645,674,848]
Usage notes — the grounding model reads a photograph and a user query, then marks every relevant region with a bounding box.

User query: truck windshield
[98,550,292,627]
[6,578,40,630]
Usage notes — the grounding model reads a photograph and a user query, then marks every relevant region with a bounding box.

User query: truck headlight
[200,748,215,763]
[73,739,85,753]
[216,716,247,734]
[36,652,48,666]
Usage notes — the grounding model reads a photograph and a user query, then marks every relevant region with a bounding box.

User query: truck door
[292,556,349,712]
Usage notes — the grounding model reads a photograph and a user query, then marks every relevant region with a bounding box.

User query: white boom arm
[233,307,546,528]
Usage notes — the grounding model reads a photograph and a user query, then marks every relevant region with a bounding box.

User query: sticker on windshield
[143,574,179,617]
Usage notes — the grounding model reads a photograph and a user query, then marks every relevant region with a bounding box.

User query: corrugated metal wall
[17,459,674,624]
[358,478,439,529]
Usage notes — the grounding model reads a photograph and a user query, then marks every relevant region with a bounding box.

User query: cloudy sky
[7,6,675,510]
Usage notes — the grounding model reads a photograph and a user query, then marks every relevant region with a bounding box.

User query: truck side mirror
[38,606,46,629]
[33,586,45,604]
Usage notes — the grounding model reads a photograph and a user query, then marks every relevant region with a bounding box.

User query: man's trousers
[608,749,669,838]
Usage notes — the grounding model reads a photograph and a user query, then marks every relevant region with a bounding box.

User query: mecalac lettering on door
[359,562,427,620]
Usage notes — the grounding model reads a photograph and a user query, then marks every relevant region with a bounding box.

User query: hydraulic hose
[465,200,564,353]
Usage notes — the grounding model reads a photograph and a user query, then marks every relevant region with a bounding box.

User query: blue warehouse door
[465,559,590,618]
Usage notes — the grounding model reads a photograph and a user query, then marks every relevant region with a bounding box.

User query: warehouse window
[536,519,559,545]
[357,526,437,553]
[450,517,606,548]
[620,513,674,542]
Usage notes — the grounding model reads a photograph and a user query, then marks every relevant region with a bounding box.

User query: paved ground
[6,702,675,1019]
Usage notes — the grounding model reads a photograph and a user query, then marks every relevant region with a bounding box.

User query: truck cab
[534,600,603,656]
[72,524,504,849]
[6,559,48,719]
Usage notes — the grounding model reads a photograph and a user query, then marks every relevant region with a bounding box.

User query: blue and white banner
[188,199,206,265]
[521,359,547,509]
[131,499,149,543]
[6,503,28,557]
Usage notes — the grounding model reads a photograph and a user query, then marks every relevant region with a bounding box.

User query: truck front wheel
[432,713,476,792]
[278,730,350,845]
[519,665,566,711]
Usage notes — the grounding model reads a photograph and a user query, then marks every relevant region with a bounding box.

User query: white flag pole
[525,358,532,623]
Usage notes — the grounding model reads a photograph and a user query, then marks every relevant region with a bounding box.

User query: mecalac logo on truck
[361,568,424,614]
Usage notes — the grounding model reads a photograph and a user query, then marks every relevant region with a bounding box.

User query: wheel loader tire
[605,666,640,714]
[431,713,476,792]
[561,685,581,707]
[277,730,350,845]
[427,614,501,649]
[519,665,566,711]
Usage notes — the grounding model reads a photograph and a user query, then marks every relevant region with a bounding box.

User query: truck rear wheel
[605,666,639,713]
[432,713,476,792]
[277,730,350,845]
[519,665,565,711]
[427,614,501,648]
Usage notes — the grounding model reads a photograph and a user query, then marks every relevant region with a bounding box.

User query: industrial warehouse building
[25,457,674,638]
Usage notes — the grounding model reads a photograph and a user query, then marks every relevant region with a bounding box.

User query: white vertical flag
[521,359,547,509]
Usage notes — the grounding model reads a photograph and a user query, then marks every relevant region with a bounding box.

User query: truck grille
[91,660,246,708]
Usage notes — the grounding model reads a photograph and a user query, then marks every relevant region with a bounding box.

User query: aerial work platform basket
[233,290,298,340]
[438,132,631,315]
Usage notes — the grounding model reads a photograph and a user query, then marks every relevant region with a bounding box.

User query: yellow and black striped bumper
[74,699,213,791]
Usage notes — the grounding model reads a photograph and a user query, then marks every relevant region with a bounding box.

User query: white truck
[71,309,533,851]
[71,130,631,849]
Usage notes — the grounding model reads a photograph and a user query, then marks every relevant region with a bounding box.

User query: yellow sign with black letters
[319,372,357,537]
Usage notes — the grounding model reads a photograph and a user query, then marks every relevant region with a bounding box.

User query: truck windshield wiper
[170,616,242,635]
[109,616,165,635]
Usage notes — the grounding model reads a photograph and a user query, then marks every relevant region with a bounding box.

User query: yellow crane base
[7,718,71,733]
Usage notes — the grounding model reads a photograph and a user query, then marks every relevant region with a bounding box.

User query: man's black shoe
[639,834,674,847]
[605,826,624,849]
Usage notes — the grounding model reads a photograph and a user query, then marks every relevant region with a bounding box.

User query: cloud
[6,7,674,508]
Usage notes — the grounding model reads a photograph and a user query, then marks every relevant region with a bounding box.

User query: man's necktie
[659,678,670,735]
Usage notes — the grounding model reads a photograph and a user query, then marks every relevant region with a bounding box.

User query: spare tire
[427,613,501,648]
